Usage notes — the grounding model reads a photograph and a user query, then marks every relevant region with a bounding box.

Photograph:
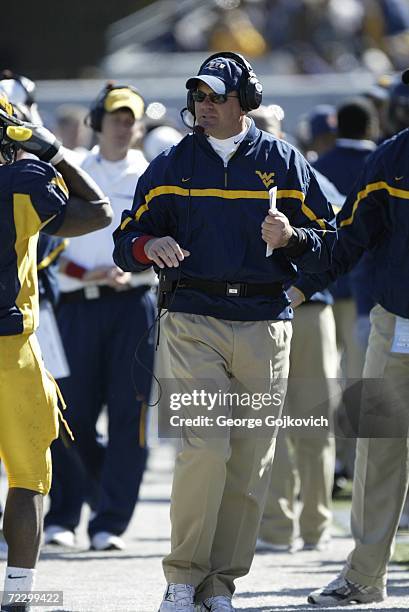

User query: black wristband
[40,140,61,163]
[283,227,308,258]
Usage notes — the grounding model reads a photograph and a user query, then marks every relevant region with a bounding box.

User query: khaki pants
[162,313,292,600]
[332,298,366,380]
[344,304,409,589]
[260,303,338,545]
[332,299,367,478]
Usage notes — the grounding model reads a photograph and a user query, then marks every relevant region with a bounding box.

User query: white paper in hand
[266,186,277,257]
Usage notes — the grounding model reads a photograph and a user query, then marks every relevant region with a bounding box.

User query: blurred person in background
[209,6,267,58]
[54,104,91,159]
[44,84,156,552]
[252,104,338,554]
[144,125,183,162]
[166,0,408,73]
[296,104,337,163]
[363,74,393,141]
[383,74,409,138]
[363,0,409,70]
[173,0,267,56]
[248,103,285,137]
[313,96,379,483]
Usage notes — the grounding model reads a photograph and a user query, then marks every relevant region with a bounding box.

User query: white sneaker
[43,525,75,547]
[308,575,386,606]
[90,531,125,551]
[199,595,235,611]
[159,584,195,611]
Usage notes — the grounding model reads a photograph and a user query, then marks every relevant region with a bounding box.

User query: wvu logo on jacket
[255,171,275,188]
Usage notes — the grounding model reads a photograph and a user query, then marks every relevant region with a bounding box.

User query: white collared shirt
[207,117,251,166]
[59,146,153,292]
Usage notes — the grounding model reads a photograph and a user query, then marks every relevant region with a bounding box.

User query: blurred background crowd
[4,0,409,78]
[139,0,409,74]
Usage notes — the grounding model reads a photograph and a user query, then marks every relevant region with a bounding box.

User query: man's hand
[83,266,132,290]
[105,267,132,290]
[144,236,190,269]
[286,286,305,308]
[82,266,113,283]
[261,210,294,249]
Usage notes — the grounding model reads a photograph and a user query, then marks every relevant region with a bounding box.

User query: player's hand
[286,286,305,308]
[3,112,63,164]
[144,236,190,269]
[261,210,293,249]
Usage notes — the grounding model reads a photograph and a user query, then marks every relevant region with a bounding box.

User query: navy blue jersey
[314,141,376,196]
[113,120,336,321]
[314,140,377,306]
[0,159,68,335]
[297,129,409,319]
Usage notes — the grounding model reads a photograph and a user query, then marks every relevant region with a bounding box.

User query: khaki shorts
[0,333,59,494]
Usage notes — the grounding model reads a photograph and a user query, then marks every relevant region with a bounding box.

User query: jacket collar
[195,117,260,159]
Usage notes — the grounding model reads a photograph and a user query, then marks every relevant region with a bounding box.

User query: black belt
[59,284,151,304]
[176,278,283,298]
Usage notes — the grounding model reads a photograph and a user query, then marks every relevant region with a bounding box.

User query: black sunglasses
[192,90,238,104]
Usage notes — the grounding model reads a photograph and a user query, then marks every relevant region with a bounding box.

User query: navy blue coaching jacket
[113,120,336,321]
[296,128,409,319]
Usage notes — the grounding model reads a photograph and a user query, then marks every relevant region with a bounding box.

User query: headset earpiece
[88,83,145,133]
[88,84,112,132]
[186,90,195,116]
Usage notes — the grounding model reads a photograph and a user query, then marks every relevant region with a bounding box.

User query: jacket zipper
[224,156,231,188]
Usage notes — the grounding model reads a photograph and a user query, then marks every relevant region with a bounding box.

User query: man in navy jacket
[292,70,409,609]
[113,52,335,612]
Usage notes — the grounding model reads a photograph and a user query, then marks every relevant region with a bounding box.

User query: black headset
[186,51,262,115]
[87,83,145,132]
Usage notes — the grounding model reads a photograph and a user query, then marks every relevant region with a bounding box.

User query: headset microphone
[180,107,195,130]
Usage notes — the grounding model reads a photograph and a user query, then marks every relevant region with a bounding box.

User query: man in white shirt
[44,84,156,552]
